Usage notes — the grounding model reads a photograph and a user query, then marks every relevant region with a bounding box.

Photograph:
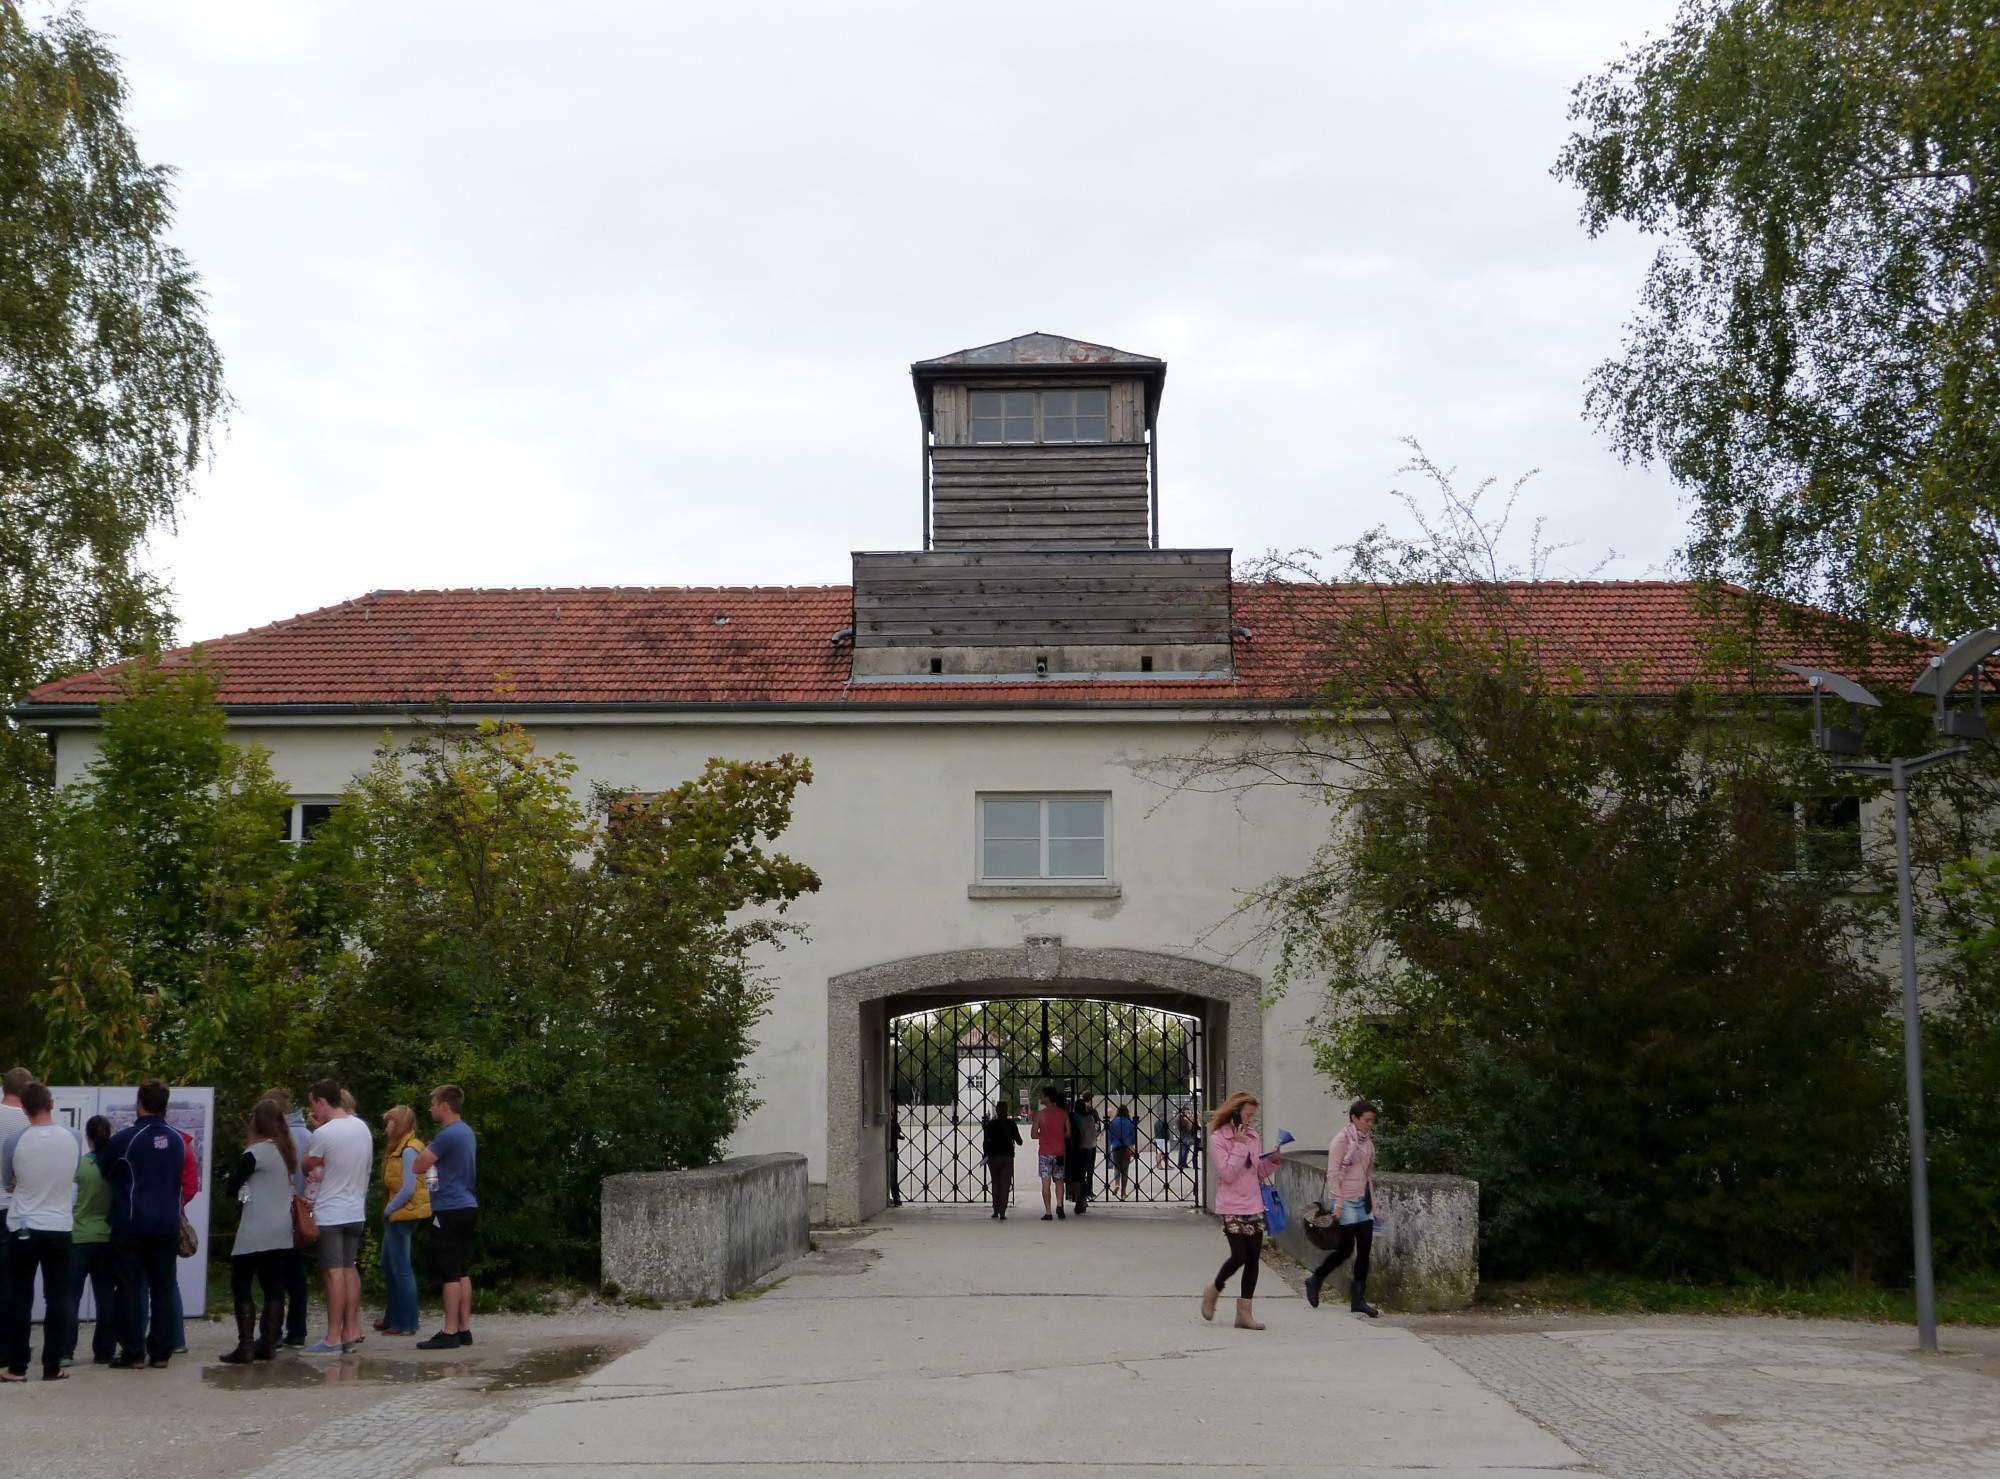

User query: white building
[19,334,1738,1223]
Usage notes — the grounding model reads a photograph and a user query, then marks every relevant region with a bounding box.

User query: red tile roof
[15,581,1931,713]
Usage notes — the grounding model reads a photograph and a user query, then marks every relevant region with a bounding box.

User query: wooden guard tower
[849,333,1233,681]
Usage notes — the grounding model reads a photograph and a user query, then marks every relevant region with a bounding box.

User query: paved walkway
[420,1204,1590,1478]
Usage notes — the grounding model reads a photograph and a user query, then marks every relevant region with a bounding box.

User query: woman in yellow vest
[376,1105,431,1336]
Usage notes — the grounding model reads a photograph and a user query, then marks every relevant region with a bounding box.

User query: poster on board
[29,1086,213,1328]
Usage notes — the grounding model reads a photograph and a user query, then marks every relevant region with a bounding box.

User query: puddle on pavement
[202,1342,624,1391]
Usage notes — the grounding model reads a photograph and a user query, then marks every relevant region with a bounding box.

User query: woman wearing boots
[219,1098,297,1363]
[1199,1091,1281,1330]
[1304,1099,1380,1317]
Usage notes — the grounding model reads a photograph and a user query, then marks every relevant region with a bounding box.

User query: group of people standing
[1200,1093,1382,1330]
[0,1068,479,1383]
[219,1078,479,1359]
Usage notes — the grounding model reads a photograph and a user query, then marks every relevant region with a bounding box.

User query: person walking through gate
[1175,1109,1195,1170]
[982,1096,1021,1219]
[218,1098,296,1363]
[1153,1110,1171,1168]
[1032,1087,1070,1221]
[1106,1105,1138,1199]
[1200,1091,1281,1331]
[1304,1099,1381,1318]
[1068,1094,1101,1215]
[885,1095,903,1209]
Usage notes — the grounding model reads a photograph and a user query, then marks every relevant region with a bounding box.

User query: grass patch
[1478,1272,2000,1325]
[727,1277,786,1301]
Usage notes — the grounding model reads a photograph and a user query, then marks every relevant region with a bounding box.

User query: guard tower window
[969,390,1108,445]
[979,795,1108,879]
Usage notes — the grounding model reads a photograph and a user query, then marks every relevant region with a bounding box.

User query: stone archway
[826,935,1262,1225]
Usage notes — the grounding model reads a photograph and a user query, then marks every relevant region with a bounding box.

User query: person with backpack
[1067,1094,1100,1215]
[1304,1099,1381,1318]
[1199,1091,1281,1331]
[1106,1105,1138,1200]
[981,1096,1022,1220]
[1031,1087,1070,1221]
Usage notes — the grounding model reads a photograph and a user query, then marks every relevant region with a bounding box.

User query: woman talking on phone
[1199,1091,1281,1330]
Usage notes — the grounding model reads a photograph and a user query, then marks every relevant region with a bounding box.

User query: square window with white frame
[978,794,1108,880]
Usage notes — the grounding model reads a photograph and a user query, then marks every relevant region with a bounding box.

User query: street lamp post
[1781,627,2000,1356]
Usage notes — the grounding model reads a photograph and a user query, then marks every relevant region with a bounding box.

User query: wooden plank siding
[852,549,1231,647]
[930,443,1152,549]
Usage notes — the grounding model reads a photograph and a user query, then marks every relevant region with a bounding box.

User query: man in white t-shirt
[3,1083,82,1380]
[0,1067,32,1362]
[301,1078,373,1353]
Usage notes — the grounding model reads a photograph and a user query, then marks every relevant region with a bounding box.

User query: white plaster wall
[46,710,1348,1175]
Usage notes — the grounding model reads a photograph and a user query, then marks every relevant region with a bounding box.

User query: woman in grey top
[219,1097,298,1363]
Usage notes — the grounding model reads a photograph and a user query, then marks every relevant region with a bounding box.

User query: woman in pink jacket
[1304,1099,1380,1317]
[1200,1091,1282,1330]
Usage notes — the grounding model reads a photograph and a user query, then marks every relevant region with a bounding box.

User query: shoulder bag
[292,1193,320,1249]
[177,1212,200,1259]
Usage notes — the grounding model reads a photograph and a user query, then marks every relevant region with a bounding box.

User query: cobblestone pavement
[235,1388,535,1479]
[1422,1320,2000,1479]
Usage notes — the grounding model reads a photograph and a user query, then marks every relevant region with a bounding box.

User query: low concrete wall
[601,1153,810,1303]
[1269,1153,1478,1311]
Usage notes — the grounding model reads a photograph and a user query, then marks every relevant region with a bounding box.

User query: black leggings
[1213,1228,1262,1298]
[1312,1219,1373,1299]
[231,1249,288,1306]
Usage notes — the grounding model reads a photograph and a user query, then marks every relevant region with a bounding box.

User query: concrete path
[422,1204,1593,1478]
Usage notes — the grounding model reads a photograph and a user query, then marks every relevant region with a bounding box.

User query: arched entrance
[826,936,1261,1225]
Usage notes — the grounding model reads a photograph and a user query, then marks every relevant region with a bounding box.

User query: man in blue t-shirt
[413,1084,477,1350]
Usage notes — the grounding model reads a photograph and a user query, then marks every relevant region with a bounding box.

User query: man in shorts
[301,1079,372,1353]
[414,1084,477,1349]
[1031,1087,1070,1222]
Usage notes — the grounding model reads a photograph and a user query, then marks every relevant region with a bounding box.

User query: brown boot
[1201,1283,1220,1321]
[1234,1298,1265,1330]
[255,1298,283,1360]
[217,1302,257,1363]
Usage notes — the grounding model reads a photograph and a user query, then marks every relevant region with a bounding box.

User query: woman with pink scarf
[1305,1099,1380,1317]
[1199,1091,1282,1330]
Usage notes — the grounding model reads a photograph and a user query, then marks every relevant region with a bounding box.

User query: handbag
[1261,1181,1288,1236]
[1302,1199,1348,1252]
[176,1212,199,1259]
[291,1194,320,1249]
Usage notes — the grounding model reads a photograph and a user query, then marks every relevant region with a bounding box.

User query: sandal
[0,1372,28,1383]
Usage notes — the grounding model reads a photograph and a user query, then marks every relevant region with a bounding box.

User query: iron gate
[889,999,1205,1207]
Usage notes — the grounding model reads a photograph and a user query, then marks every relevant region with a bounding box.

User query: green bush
[29,663,818,1281]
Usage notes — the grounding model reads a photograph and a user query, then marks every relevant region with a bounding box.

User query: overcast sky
[81,0,1688,646]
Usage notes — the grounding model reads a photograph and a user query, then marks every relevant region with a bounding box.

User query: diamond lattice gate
[888,999,1206,1207]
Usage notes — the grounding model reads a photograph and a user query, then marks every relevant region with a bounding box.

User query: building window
[280,801,340,843]
[979,795,1108,879]
[969,390,1108,445]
